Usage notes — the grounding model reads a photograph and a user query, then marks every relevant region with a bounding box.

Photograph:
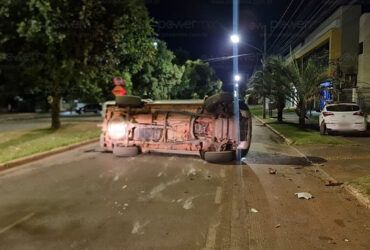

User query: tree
[174,60,222,99]
[249,56,328,127]
[1,0,155,128]
[284,57,328,127]
[249,57,290,122]
[132,44,222,100]
[132,41,184,100]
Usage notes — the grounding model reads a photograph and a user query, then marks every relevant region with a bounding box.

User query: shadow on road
[246,151,326,166]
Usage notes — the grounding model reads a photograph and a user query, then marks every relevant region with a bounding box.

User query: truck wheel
[116,96,142,108]
[113,146,139,157]
[204,92,233,113]
[204,151,235,163]
[100,134,107,150]
[320,122,327,135]
[240,107,252,158]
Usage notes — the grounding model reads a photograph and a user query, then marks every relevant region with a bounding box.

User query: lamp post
[231,0,241,161]
[153,41,158,49]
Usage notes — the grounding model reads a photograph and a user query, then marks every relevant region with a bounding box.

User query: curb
[253,116,370,210]
[0,138,99,172]
[253,116,293,145]
[345,185,370,210]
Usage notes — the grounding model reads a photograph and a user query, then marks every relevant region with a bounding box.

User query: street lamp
[153,41,158,49]
[230,34,240,44]
[234,74,241,83]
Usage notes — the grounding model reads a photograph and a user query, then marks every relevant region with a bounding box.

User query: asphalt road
[1,120,370,249]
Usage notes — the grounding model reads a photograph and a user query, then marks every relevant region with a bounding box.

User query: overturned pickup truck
[100,92,252,163]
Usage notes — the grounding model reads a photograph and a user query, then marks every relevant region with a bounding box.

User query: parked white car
[319,103,367,135]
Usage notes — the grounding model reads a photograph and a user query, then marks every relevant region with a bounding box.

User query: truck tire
[320,122,327,135]
[204,151,235,163]
[116,96,142,108]
[113,146,139,157]
[100,134,106,150]
[204,92,233,113]
[240,106,252,158]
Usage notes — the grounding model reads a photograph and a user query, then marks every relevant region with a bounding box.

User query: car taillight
[353,111,365,117]
[323,112,334,117]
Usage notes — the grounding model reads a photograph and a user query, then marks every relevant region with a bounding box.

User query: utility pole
[232,0,241,161]
[262,25,267,119]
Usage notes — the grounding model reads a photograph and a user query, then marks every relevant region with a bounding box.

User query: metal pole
[262,25,267,119]
[232,0,240,161]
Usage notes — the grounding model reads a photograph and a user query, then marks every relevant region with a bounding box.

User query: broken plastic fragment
[325,180,343,187]
[250,208,259,213]
[268,168,277,175]
[295,192,313,200]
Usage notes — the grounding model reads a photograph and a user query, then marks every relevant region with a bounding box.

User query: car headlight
[108,119,127,140]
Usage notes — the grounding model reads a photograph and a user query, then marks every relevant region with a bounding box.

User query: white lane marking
[204,222,220,250]
[0,212,35,235]
[220,169,226,178]
[214,187,222,204]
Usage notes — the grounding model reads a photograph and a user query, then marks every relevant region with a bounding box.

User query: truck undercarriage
[100,93,252,163]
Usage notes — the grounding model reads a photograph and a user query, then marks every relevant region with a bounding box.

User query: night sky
[147,0,292,84]
[146,0,370,85]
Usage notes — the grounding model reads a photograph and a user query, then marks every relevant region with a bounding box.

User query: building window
[345,74,357,88]
[359,42,364,55]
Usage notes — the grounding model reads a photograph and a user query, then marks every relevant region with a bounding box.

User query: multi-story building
[287,5,370,110]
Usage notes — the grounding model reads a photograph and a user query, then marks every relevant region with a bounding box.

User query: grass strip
[0,122,100,164]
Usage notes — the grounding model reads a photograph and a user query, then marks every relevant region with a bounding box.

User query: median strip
[0,121,100,170]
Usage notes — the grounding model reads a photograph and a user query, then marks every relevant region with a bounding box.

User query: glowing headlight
[108,119,127,140]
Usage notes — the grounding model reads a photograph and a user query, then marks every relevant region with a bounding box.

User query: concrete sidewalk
[296,143,370,184]
[255,116,370,206]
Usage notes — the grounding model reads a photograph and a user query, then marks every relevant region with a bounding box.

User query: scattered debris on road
[325,180,343,187]
[328,239,336,245]
[183,197,195,210]
[131,221,151,235]
[250,208,259,213]
[295,192,313,200]
[268,168,277,175]
[122,185,127,190]
[344,238,350,242]
[275,224,281,228]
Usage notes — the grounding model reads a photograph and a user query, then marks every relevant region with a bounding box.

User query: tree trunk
[277,108,283,122]
[298,106,306,128]
[299,115,305,128]
[51,83,61,129]
[297,100,306,128]
[276,96,285,123]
